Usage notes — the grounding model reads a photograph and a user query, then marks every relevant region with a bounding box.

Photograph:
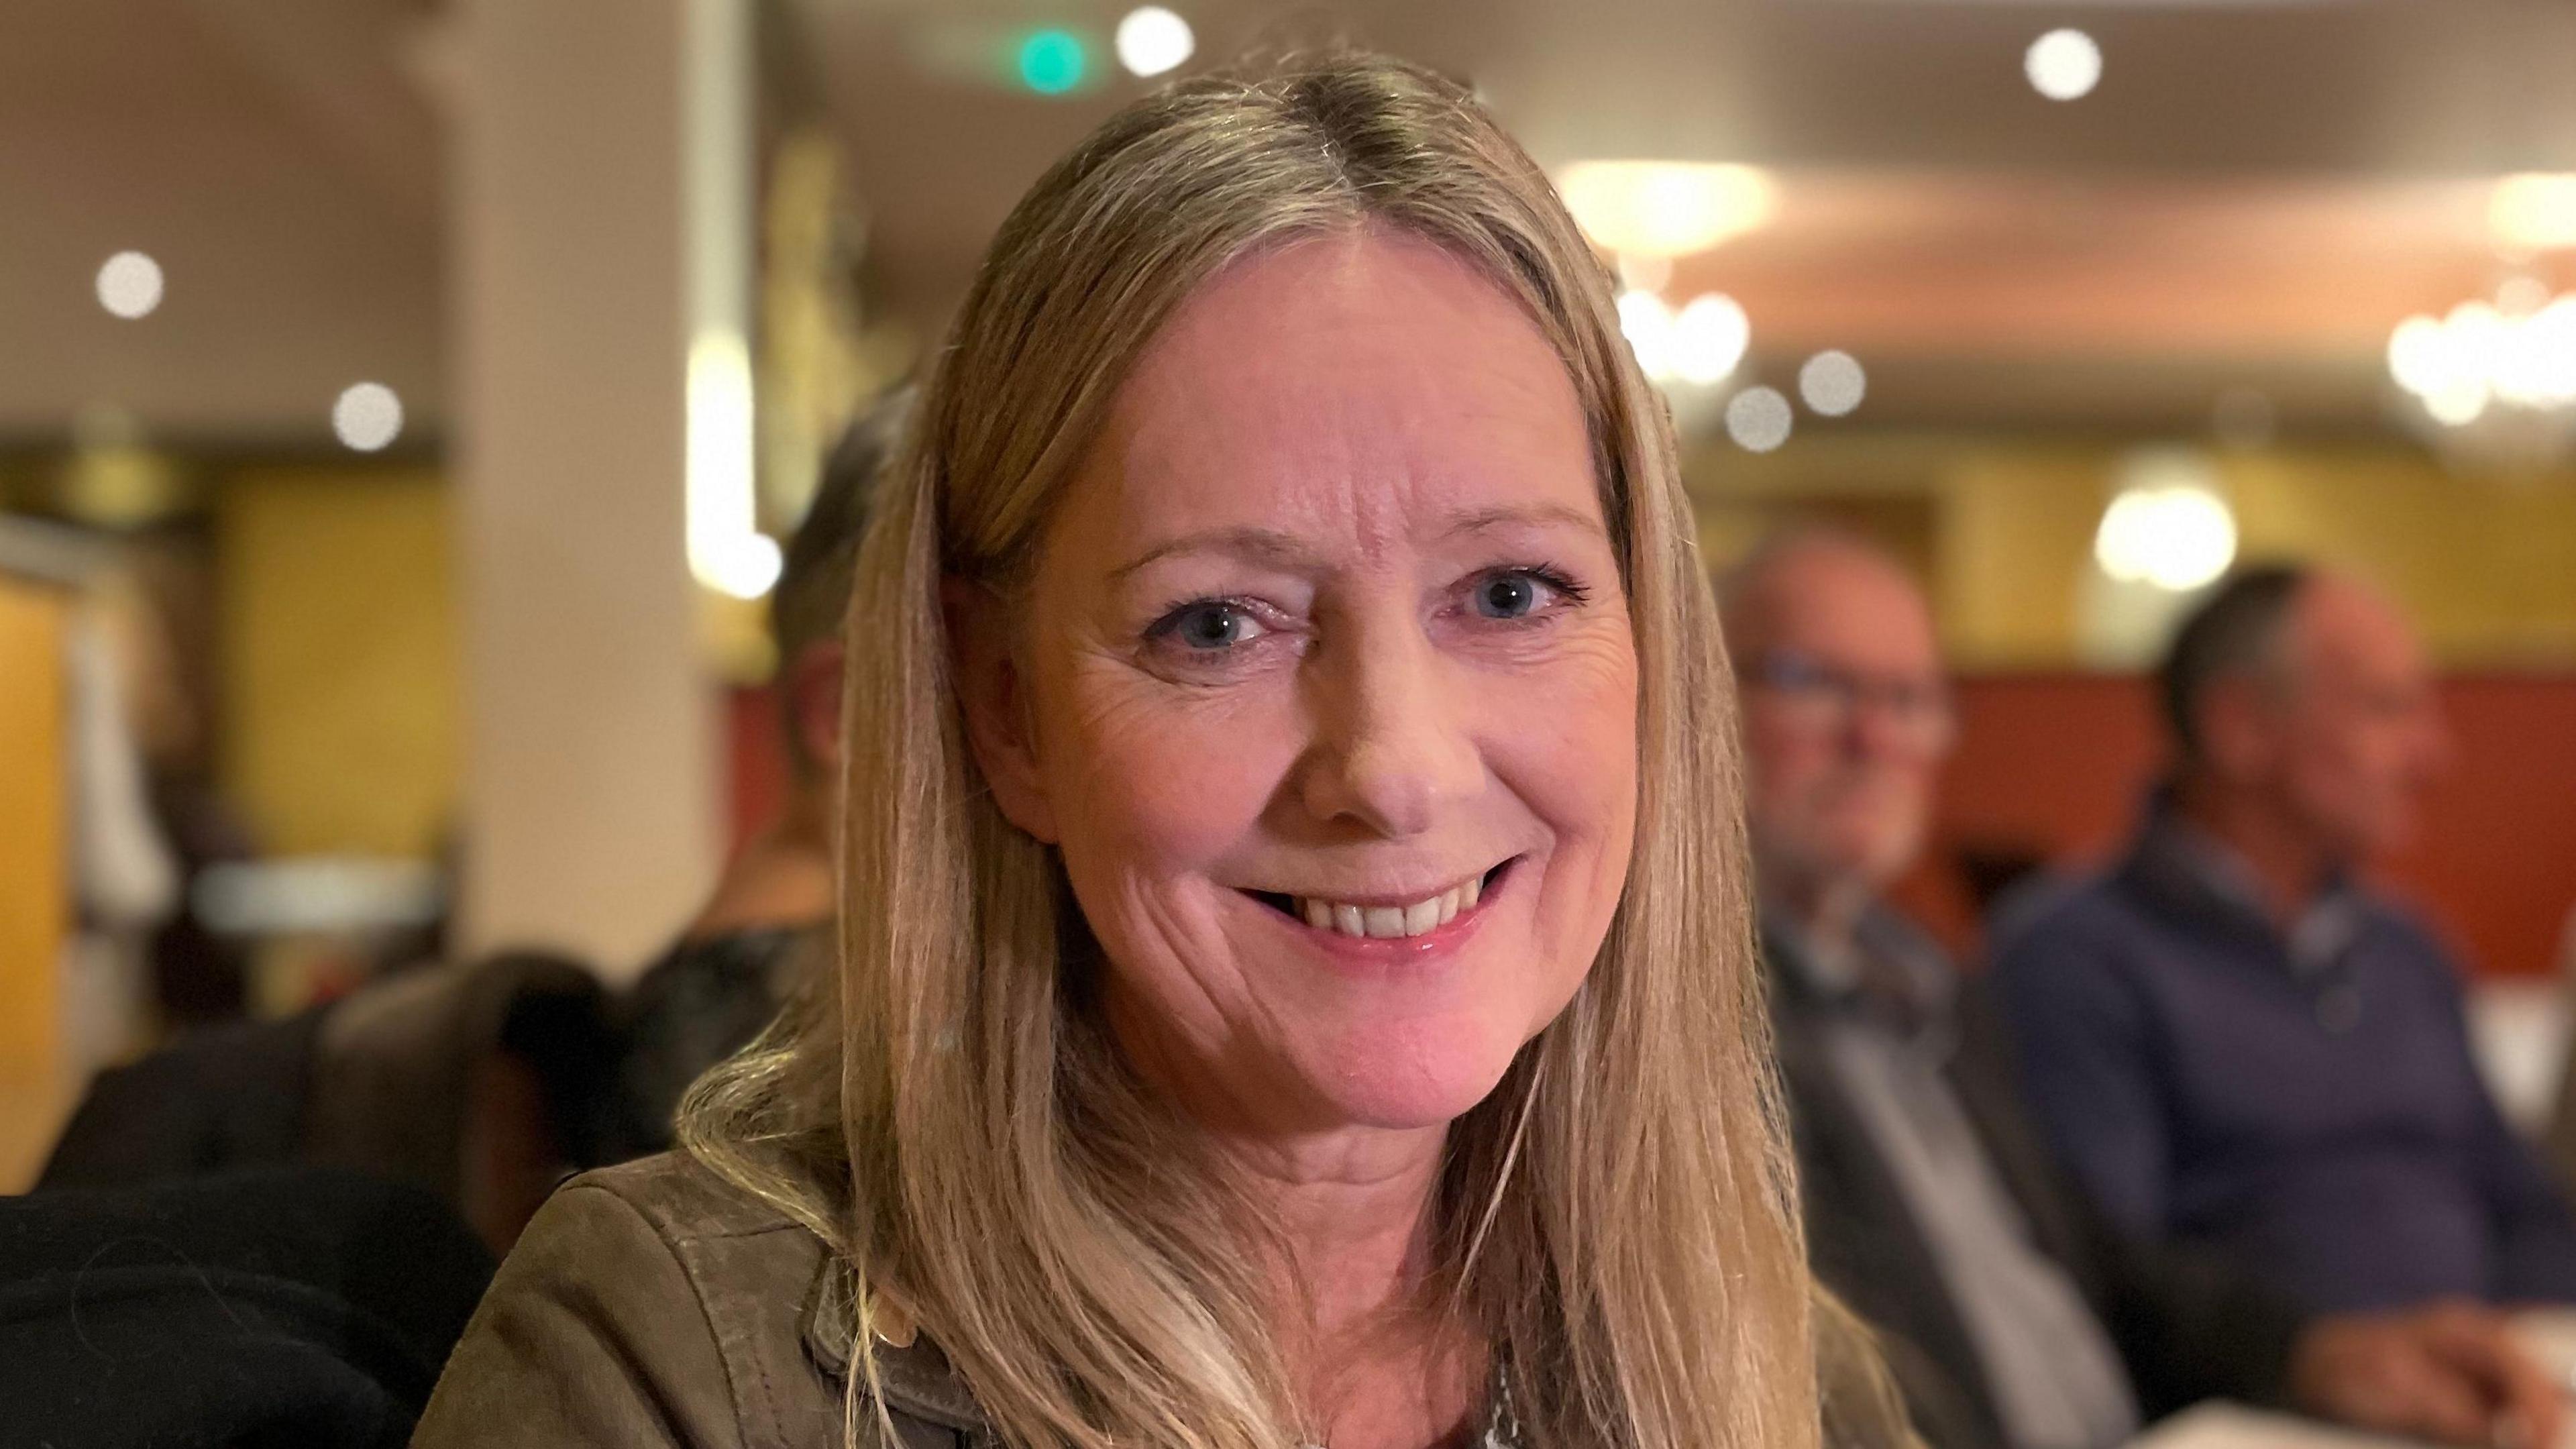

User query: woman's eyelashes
[1150,598,1268,650]
[1132,563,1593,680]
[1454,564,1587,625]
[1138,596,1303,679]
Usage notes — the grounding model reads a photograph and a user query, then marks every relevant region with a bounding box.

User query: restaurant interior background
[5,0,2575,1192]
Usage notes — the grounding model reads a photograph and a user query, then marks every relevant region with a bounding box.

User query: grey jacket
[413,1152,975,1447]
[414,1152,1919,1448]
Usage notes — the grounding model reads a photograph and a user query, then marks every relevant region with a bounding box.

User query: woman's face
[965,229,1638,1140]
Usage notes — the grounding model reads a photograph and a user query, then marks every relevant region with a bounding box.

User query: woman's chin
[1295,1030,1527,1133]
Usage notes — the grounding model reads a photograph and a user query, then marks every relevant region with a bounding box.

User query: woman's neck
[1271,1134,1442,1319]
[1223,1128,1488,1449]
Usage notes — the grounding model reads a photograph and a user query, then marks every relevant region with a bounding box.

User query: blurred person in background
[416,54,1914,1449]
[598,391,908,1162]
[1726,531,2561,1449]
[40,945,612,1255]
[1994,567,2576,1314]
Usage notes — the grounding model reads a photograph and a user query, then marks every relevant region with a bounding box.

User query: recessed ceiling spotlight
[1726,386,1794,453]
[1115,7,1193,78]
[1799,351,1866,417]
[333,382,405,452]
[97,251,165,319]
[2026,29,2102,102]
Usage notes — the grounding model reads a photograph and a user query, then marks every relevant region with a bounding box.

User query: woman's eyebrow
[1110,506,1606,581]
[1440,502,1607,541]
[1108,526,1320,583]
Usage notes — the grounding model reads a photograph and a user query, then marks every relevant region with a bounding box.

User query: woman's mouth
[1245,861,1515,941]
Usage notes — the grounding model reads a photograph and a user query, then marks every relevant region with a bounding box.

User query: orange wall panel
[0,577,68,1191]
[1894,673,2576,979]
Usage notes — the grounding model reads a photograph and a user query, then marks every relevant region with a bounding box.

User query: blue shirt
[1991,804,2576,1313]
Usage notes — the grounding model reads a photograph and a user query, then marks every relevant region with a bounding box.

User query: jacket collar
[1762,896,1957,1040]
[800,1255,992,1434]
[2115,787,2371,979]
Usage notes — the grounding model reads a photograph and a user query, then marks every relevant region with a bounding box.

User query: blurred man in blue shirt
[1994,565,2576,1314]
[1726,535,2559,1449]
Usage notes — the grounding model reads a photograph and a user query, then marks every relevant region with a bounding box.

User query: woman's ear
[943,576,1061,843]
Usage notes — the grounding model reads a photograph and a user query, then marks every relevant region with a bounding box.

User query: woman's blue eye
[1473,572,1547,620]
[1167,602,1265,650]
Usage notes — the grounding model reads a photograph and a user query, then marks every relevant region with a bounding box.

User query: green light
[1018,29,1085,95]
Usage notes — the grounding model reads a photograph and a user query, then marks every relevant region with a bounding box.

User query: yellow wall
[0,574,68,1190]
[217,468,460,859]
[2227,451,2576,665]
[1690,435,2576,669]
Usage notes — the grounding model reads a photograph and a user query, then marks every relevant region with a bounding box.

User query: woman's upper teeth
[1296,875,1483,938]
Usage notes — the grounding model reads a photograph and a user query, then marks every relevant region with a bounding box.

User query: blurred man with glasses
[1722,530,2559,1449]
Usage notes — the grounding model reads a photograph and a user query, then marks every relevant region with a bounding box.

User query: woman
[415,52,1910,1449]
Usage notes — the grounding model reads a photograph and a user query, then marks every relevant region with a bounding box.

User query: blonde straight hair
[684,51,1821,1449]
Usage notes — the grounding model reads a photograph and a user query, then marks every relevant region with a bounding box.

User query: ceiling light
[1799,350,1866,416]
[1558,162,1776,258]
[1114,7,1193,78]
[2094,484,2235,592]
[1617,290,1676,382]
[2386,285,2576,429]
[97,251,164,319]
[1671,294,1751,385]
[332,383,405,452]
[2491,174,2576,254]
[1725,386,1794,453]
[2026,30,2101,102]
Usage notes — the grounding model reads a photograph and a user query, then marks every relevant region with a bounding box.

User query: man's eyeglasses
[1742,648,1957,754]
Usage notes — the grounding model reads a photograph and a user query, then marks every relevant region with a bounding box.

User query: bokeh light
[96,251,165,319]
[1018,30,1087,95]
[1617,290,1676,382]
[1798,350,1866,416]
[1558,162,1777,258]
[2386,288,2576,425]
[1115,7,1193,78]
[1672,294,1751,385]
[332,382,405,452]
[2423,380,2490,427]
[2026,30,2102,102]
[698,531,783,600]
[2491,174,2576,254]
[2094,484,2237,592]
[1725,386,1794,453]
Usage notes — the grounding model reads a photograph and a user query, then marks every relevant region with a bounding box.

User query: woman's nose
[1297,621,1483,839]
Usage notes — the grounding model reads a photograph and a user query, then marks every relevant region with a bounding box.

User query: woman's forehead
[1069,229,1600,553]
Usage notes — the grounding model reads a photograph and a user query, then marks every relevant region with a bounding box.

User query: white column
[447,0,744,973]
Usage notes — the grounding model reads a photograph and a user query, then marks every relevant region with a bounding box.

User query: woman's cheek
[1511,630,1640,888]
[1059,672,1293,861]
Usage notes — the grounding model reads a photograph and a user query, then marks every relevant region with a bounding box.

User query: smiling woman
[414,50,1911,1449]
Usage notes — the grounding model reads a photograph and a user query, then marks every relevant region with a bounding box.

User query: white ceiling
[6,0,2576,445]
[0,0,441,445]
[785,0,2576,433]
